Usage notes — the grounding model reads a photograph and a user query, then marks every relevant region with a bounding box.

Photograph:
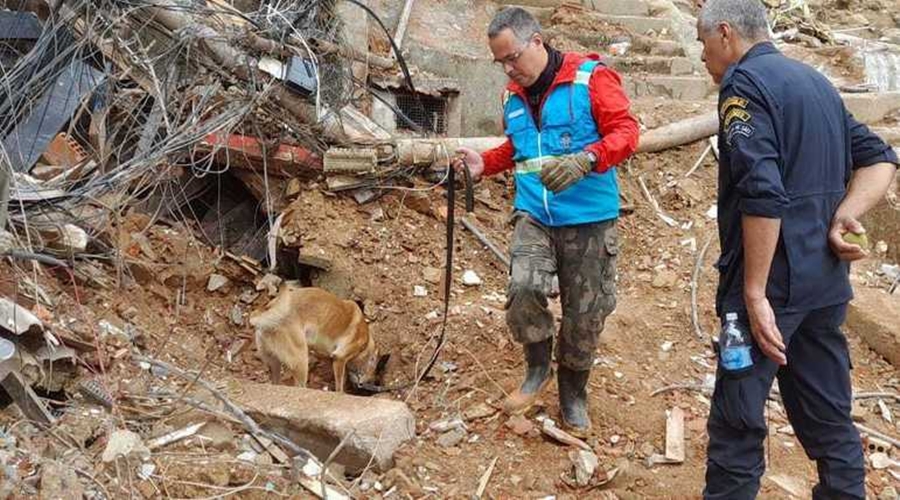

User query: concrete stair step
[623,75,716,100]
[606,55,695,76]
[580,0,651,16]
[594,14,672,35]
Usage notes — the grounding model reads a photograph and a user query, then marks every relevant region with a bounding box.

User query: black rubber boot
[501,338,553,414]
[558,365,592,437]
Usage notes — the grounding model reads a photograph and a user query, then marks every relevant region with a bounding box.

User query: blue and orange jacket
[481,52,639,226]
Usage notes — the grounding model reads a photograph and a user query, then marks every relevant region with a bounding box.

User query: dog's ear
[375,353,391,375]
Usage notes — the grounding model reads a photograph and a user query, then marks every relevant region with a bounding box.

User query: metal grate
[395,91,447,134]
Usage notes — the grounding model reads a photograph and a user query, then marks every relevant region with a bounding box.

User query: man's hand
[453,147,484,182]
[0,229,15,255]
[539,151,594,193]
[829,214,869,261]
[745,296,786,365]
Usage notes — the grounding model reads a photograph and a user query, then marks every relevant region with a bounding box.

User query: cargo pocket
[600,227,619,296]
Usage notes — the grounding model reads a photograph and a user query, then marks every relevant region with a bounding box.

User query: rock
[429,417,466,433]
[423,267,442,284]
[878,486,898,500]
[239,290,259,304]
[118,306,139,321]
[461,270,482,286]
[569,449,599,487]
[230,305,243,326]
[436,428,466,448]
[463,402,497,421]
[226,379,415,473]
[870,452,894,469]
[651,269,678,289]
[255,274,283,297]
[505,415,534,436]
[197,422,235,451]
[851,401,867,422]
[40,461,84,500]
[102,429,150,463]
[207,274,230,292]
[413,285,428,297]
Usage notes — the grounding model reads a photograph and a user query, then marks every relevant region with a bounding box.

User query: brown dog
[249,284,381,392]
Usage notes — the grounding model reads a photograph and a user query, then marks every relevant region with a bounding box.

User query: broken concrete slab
[843,92,900,124]
[226,379,415,473]
[846,283,900,368]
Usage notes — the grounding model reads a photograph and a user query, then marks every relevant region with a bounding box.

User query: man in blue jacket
[454,7,639,436]
[696,0,899,498]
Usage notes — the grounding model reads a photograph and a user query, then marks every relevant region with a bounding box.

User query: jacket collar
[722,41,779,83]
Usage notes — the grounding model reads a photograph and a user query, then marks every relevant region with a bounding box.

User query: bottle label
[721,346,753,372]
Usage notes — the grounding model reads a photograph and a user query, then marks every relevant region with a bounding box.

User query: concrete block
[842,92,900,124]
[595,14,671,35]
[623,75,716,100]
[581,0,650,15]
[227,380,415,473]
[607,56,694,75]
[846,284,900,368]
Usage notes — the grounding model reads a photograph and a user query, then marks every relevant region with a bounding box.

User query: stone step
[607,55,695,76]
[623,75,716,100]
[581,0,651,16]
[594,14,672,35]
[226,379,415,473]
[847,281,900,368]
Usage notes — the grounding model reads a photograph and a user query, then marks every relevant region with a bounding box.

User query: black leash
[355,161,474,394]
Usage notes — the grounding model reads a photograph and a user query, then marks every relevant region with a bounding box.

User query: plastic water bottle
[719,312,753,374]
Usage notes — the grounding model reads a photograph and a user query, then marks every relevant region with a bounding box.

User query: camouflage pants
[506,211,618,371]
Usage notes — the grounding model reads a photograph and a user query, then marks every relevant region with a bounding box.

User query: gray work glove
[0,229,15,255]
[539,151,595,193]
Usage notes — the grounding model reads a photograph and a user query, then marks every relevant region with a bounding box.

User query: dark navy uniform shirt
[715,42,898,316]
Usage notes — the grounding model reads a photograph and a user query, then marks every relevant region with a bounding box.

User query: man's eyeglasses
[494,47,526,66]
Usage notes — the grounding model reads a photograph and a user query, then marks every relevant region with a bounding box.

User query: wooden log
[637,111,719,154]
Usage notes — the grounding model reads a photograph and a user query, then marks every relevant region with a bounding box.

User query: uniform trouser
[505,211,618,371]
[704,303,865,500]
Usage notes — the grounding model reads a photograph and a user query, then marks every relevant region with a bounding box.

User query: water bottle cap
[725,312,738,321]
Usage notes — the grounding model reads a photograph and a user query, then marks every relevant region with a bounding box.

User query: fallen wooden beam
[637,112,718,154]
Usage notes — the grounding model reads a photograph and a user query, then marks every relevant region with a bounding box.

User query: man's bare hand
[452,147,484,182]
[828,214,868,262]
[745,296,786,365]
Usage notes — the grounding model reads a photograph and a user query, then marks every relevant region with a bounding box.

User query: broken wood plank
[0,369,55,425]
[540,420,591,451]
[665,407,685,463]
[147,422,205,450]
[474,456,497,499]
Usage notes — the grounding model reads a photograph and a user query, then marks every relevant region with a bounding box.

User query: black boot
[501,338,553,414]
[558,366,591,437]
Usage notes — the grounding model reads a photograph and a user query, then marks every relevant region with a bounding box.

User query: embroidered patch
[507,108,525,120]
[723,108,751,128]
[725,121,754,146]
[719,96,748,119]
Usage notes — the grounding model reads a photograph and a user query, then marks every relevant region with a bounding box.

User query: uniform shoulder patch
[719,96,748,119]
